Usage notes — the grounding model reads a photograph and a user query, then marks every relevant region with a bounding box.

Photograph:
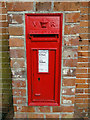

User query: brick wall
[0,2,13,119]
[1,1,89,119]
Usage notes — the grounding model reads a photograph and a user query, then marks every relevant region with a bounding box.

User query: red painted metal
[25,13,63,106]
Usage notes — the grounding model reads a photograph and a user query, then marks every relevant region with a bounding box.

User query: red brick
[79,28,89,33]
[81,15,89,20]
[12,80,26,87]
[77,63,88,67]
[79,40,89,45]
[28,114,44,118]
[0,34,9,39]
[10,59,25,68]
[36,107,50,112]
[76,69,87,73]
[63,36,79,46]
[65,13,80,23]
[53,106,74,112]
[78,52,88,57]
[75,89,83,93]
[78,46,88,51]
[46,114,59,118]
[0,2,6,7]
[61,96,75,104]
[76,94,88,98]
[81,8,89,14]
[10,49,24,58]
[8,14,23,24]
[0,15,7,20]
[13,97,26,104]
[75,79,86,83]
[54,2,80,11]
[0,28,8,33]
[76,74,88,78]
[9,38,24,47]
[6,2,33,11]
[9,26,23,36]
[63,59,77,67]
[80,34,89,39]
[62,79,75,86]
[76,104,88,108]
[65,24,79,35]
[0,22,8,27]
[78,58,88,62]
[85,89,90,93]
[0,8,7,14]
[13,89,26,96]
[36,2,51,11]
[62,88,75,95]
[80,21,88,27]
[81,2,89,7]
[15,106,35,112]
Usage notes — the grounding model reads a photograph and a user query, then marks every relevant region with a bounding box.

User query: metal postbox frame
[25,13,63,106]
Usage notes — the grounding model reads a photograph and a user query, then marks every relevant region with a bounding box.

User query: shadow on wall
[2,29,14,119]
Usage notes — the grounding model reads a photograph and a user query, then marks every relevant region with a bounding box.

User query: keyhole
[38,78,40,81]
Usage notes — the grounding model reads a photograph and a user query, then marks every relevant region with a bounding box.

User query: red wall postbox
[25,13,63,106]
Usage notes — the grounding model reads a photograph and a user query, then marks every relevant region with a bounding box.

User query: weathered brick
[15,106,35,112]
[77,63,88,67]
[14,112,27,118]
[6,2,33,11]
[76,104,88,108]
[63,68,76,77]
[10,59,25,68]
[28,114,44,118]
[62,79,75,86]
[12,80,26,87]
[61,96,75,104]
[0,2,5,7]
[54,2,80,11]
[9,26,23,36]
[9,38,24,47]
[36,107,50,112]
[13,97,26,104]
[63,36,79,46]
[65,24,79,35]
[62,88,75,95]
[53,106,74,112]
[65,13,80,23]
[11,69,25,78]
[61,114,73,118]
[0,34,9,39]
[63,59,77,67]
[13,89,26,96]
[63,48,78,58]
[10,49,24,58]
[76,94,88,98]
[36,2,51,11]
[81,2,89,7]
[46,114,59,118]
[8,14,23,24]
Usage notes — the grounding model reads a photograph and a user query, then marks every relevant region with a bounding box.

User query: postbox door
[32,49,56,102]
